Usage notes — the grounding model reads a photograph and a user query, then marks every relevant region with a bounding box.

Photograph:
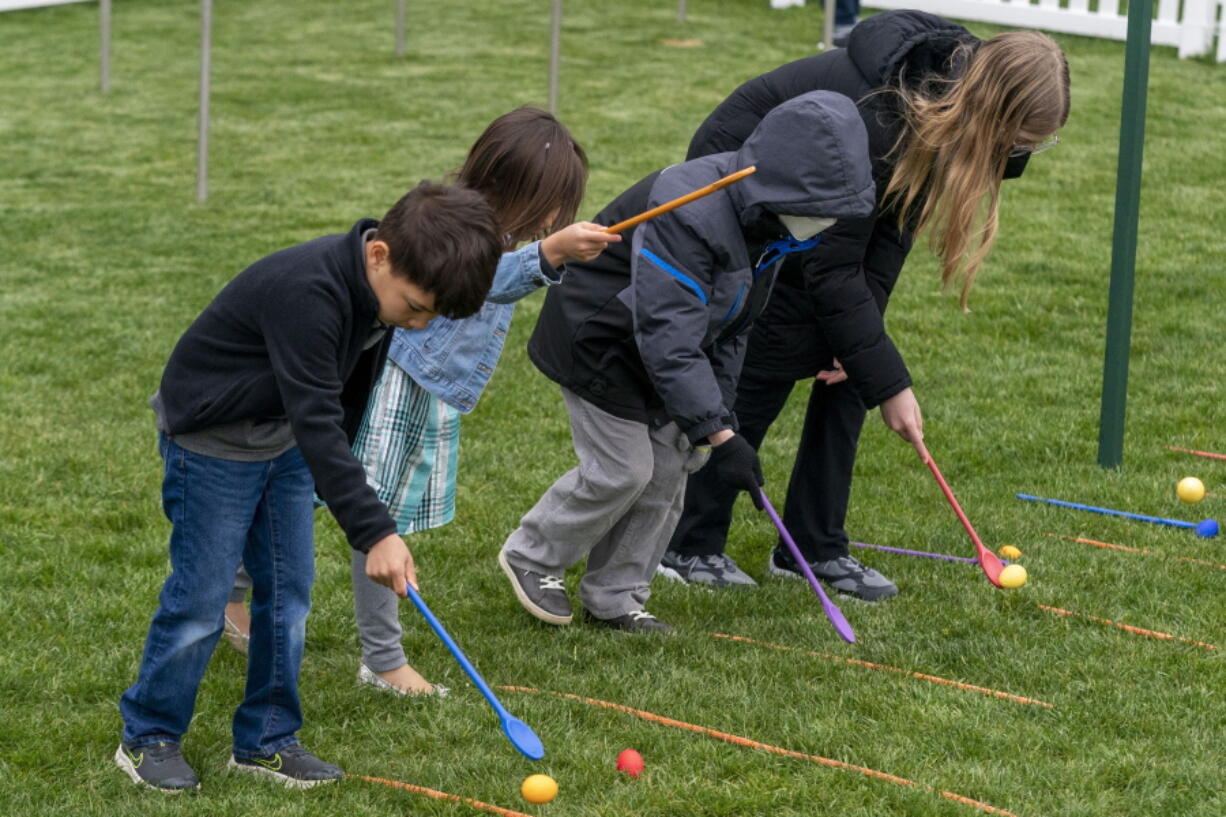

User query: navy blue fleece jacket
[156,219,396,552]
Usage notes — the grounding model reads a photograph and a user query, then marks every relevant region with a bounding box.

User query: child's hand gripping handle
[364,533,419,597]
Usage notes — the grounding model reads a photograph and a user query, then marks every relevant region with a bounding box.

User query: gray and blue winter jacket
[527,91,875,444]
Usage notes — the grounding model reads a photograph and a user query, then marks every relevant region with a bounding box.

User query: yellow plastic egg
[521,774,558,804]
[1176,477,1206,504]
[999,564,1028,589]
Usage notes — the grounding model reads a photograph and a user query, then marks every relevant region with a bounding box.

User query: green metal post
[1097,0,1153,468]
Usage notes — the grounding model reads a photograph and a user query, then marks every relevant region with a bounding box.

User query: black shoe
[584,608,675,634]
[768,548,898,602]
[228,743,343,789]
[498,549,573,625]
[114,741,200,792]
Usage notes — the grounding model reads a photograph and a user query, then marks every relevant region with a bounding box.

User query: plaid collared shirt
[351,359,459,534]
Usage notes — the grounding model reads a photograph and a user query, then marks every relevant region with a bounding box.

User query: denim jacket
[387,242,560,413]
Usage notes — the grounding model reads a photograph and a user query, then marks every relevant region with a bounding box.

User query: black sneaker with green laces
[228,743,344,788]
[114,741,201,792]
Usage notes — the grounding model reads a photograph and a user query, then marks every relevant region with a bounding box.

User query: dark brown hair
[374,181,502,319]
[456,107,588,244]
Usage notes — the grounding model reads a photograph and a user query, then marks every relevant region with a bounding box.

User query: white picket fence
[0,0,87,9]
[774,0,1226,62]
[8,0,1222,62]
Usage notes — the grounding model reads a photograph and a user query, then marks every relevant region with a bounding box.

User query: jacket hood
[729,90,875,226]
[846,10,977,89]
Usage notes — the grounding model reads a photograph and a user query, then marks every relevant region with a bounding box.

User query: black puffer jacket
[529,91,874,443]
[687,10,978,407]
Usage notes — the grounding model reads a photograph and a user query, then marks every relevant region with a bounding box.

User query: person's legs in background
[661,369,796,587]
[781,379,864,562]
[223,565,252,654]
[766,381,898,601]
[832,0,860,47]
[350,548,447,696]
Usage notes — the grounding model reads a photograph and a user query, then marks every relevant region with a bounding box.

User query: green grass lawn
[1,1,1223,815]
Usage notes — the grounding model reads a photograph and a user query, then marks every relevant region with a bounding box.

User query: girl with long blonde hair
[661,12,1069,600]
[886,29,1071,307]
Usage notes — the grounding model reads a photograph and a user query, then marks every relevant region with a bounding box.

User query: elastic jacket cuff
[841,339,912,409]
[684,416,733,445]
[353,522,399,554]
[535,243,563,285]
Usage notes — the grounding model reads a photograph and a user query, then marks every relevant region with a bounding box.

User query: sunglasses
[1011,135,1061,157]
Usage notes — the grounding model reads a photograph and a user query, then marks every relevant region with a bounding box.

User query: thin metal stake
[100,0,111,92]
[547,0,561,114]
[395,0,407,56]
[196,0,213,203]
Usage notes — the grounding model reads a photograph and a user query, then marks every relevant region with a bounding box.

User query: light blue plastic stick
[405,585,544,760]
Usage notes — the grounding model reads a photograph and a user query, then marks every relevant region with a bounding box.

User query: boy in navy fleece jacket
[116,182,501,792]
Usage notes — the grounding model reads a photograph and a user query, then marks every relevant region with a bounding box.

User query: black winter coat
[687,10,978,408]
[529,91,875,443]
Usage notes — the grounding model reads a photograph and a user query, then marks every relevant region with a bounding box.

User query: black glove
[709,434,765,510]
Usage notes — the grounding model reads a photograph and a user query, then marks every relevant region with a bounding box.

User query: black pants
[668,367,867,563]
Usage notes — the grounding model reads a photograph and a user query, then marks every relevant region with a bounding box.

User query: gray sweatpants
[502,388,709,619]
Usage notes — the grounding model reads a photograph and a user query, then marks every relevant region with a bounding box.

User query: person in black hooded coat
[498,91,875,632]
[659,10,1070,599]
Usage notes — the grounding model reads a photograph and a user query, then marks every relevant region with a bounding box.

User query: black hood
[846,10,977,89]
[728,90,875,228]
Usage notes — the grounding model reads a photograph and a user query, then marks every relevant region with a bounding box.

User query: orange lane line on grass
[1038,605,1217,651]
[500,686,1018,817]
[711,633,1053,708]
[1045,533,1226,571]
[1166,445,1226,461]
[353,775,537,817]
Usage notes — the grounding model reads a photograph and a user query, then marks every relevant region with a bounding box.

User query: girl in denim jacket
[224,108,617,695]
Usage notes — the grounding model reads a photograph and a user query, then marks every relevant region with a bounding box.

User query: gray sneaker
[498,549,573,625]
[657,551,758,587]
[114,741,200,792]
[228,743,343,789]
[584,608,675,634]
[768,549,898,602]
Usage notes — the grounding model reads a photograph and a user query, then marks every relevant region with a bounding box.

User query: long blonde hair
[884,31,1070,307]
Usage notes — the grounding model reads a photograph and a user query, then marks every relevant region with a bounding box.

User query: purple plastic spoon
[759,490,856,644]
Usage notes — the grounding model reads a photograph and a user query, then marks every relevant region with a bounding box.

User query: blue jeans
[119,436,316,758]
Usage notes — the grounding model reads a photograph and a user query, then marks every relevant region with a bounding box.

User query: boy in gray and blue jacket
[498,91,876,633]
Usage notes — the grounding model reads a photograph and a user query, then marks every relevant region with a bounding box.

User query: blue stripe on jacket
[640,248,708,304]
